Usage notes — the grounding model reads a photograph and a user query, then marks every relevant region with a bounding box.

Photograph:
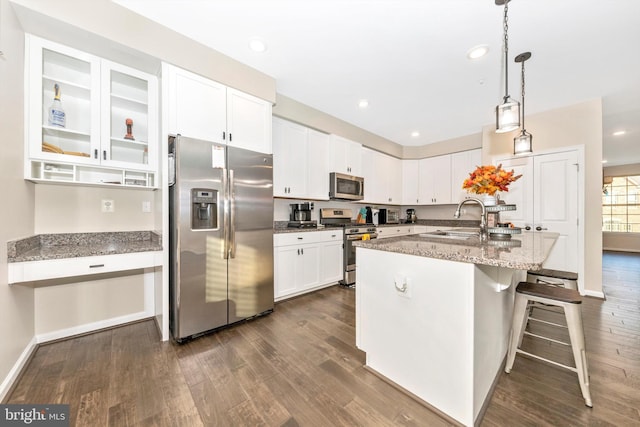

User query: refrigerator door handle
[222,168,230,259]
[229,169,236,258]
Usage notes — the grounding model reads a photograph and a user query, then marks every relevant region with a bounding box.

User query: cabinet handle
[94,149,98,159]
[297,237,303,240]
[89,264,105,268]
[301,248,304,255]
[331,234,336,237]
[103,150,107,160]
[223,131,226,141]
[229,133,232,142]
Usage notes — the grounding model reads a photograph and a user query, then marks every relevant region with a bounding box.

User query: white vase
[481,194,497,206]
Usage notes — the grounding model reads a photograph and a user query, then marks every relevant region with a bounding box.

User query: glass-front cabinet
[25,34,158,188]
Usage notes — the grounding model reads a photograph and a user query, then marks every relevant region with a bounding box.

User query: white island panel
[356,247,522,426]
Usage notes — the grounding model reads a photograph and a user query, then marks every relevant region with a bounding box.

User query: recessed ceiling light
[612,130,626,136]
[467,44,489,60]
[358,99,369,108]
[411,131,420,138]
[248,38,267,53]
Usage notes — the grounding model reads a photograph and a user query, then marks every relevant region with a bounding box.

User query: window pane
[602,174,639,233]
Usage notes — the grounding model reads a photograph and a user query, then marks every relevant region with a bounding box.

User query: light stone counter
[353,230,558,271]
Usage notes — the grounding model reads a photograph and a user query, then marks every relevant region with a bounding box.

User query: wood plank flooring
[5,251,640,426]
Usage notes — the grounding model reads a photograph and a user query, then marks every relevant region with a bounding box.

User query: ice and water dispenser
[191,188,217,230]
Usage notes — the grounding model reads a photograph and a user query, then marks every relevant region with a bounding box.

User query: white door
[500,151,579,272]
[226,88,272,154]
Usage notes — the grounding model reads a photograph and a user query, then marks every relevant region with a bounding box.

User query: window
[602,175,640,232]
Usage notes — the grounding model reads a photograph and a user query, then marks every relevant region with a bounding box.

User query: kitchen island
[354,231,557,426]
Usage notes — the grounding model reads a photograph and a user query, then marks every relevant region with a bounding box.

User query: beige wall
[273,94,404,158]
[602,163,640,252]
[482,99,604,295]
[403,132,482,159]
[0,0,35,399]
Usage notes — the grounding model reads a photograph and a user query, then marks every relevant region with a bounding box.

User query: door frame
[494,145,586,295]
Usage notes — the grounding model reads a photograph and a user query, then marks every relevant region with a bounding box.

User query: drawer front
[274,230,343,247]
[9,251,162,284]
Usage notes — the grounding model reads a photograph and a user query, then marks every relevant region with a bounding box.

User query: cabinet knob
[535,226,548,231]
[525,225,531,231]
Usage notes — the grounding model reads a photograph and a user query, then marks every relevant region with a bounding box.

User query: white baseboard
[35,311,152,344]
[583,289,605,299]
[0,336,37,402]
[603,246,640,253]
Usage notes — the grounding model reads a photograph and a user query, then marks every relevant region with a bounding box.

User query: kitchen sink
[419,228,480,240]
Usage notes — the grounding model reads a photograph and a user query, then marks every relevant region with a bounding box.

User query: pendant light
[495,0,520,133]
[513,52,532,155]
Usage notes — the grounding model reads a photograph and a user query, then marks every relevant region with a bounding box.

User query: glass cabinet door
[27,35,100,164]
[101,61,157,172]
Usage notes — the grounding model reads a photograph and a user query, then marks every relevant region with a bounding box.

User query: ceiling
[115,0,640,167]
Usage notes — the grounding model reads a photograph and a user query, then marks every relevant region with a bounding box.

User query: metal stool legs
[506,283,592,407]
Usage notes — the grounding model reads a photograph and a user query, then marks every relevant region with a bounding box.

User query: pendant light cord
[520,59,526,130]
[503,1,510,102]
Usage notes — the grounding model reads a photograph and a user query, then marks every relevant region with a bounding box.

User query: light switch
[142,201,151,213]
[101,199,114,213]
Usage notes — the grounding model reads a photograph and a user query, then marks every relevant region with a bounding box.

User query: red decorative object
[124,118,135,140]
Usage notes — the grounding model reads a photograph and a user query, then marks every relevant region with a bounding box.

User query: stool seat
[506,281,592,407]
[528,268,578,281]
[517,282,582,304]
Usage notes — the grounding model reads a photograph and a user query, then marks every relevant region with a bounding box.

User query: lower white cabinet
[376,225,415,239]
[274,230,343,300]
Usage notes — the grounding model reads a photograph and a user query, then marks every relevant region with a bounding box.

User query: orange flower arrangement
[462,164,522,196]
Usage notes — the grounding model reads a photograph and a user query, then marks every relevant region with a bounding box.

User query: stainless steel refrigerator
[169,135,274,342]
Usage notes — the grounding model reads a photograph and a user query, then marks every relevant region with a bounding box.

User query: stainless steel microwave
[329,172,364,201]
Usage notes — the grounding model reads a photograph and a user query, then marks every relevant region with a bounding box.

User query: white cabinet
[402,160,420,204]
[329,134,362,176]
[164,64,272,154]
[272,117,330,199]
[419,155,452,205]
[362,148,402,204]
[25,34,158,188]
[376,225,414,239]
[274,230,343,300]
[451,149,481,203]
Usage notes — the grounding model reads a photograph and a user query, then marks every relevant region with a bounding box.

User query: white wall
[0,0,36,400]
[482,99,603,295]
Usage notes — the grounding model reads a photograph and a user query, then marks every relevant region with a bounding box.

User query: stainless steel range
[319,208,377,286]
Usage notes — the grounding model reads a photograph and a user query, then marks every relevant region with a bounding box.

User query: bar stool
[505,282,592,407]
[527,268,578,290]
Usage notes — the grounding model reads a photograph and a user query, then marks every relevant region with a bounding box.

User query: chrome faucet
[454,197,488,241]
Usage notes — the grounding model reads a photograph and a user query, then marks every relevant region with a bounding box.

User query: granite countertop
[7,231,163,263]
[353,230,558,270]
[273,219,480,234]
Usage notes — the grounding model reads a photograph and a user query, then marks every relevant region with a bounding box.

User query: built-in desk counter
[7,231,162,285]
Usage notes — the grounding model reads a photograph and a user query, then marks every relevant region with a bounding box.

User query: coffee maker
[288,202,317,228]
[406,208,417,223]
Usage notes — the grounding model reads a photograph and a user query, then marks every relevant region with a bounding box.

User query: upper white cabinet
[329,134,362,176]
[272,117,329,199]
[164,64,272,154]
[402,160,420,205]
[362,148,402,204]
[25,35,158,188]
[419,155,452,205]
[450,149,481,203]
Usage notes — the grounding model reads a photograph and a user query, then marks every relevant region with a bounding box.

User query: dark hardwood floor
[5,251,640,426]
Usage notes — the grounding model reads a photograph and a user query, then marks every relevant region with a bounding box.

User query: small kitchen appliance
[288,202,316,228]
[406,209,417,223]
[329,172,364,201]
[319,208,377,286]
[378,208,400,224]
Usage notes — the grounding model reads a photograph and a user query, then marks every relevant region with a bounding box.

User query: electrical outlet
[142,201,151,213]
[101,199,115,213]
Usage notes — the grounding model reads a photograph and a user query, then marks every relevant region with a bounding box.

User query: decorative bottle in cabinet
[48,83,66,127]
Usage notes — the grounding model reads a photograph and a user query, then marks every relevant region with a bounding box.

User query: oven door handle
[346,233,378,241]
